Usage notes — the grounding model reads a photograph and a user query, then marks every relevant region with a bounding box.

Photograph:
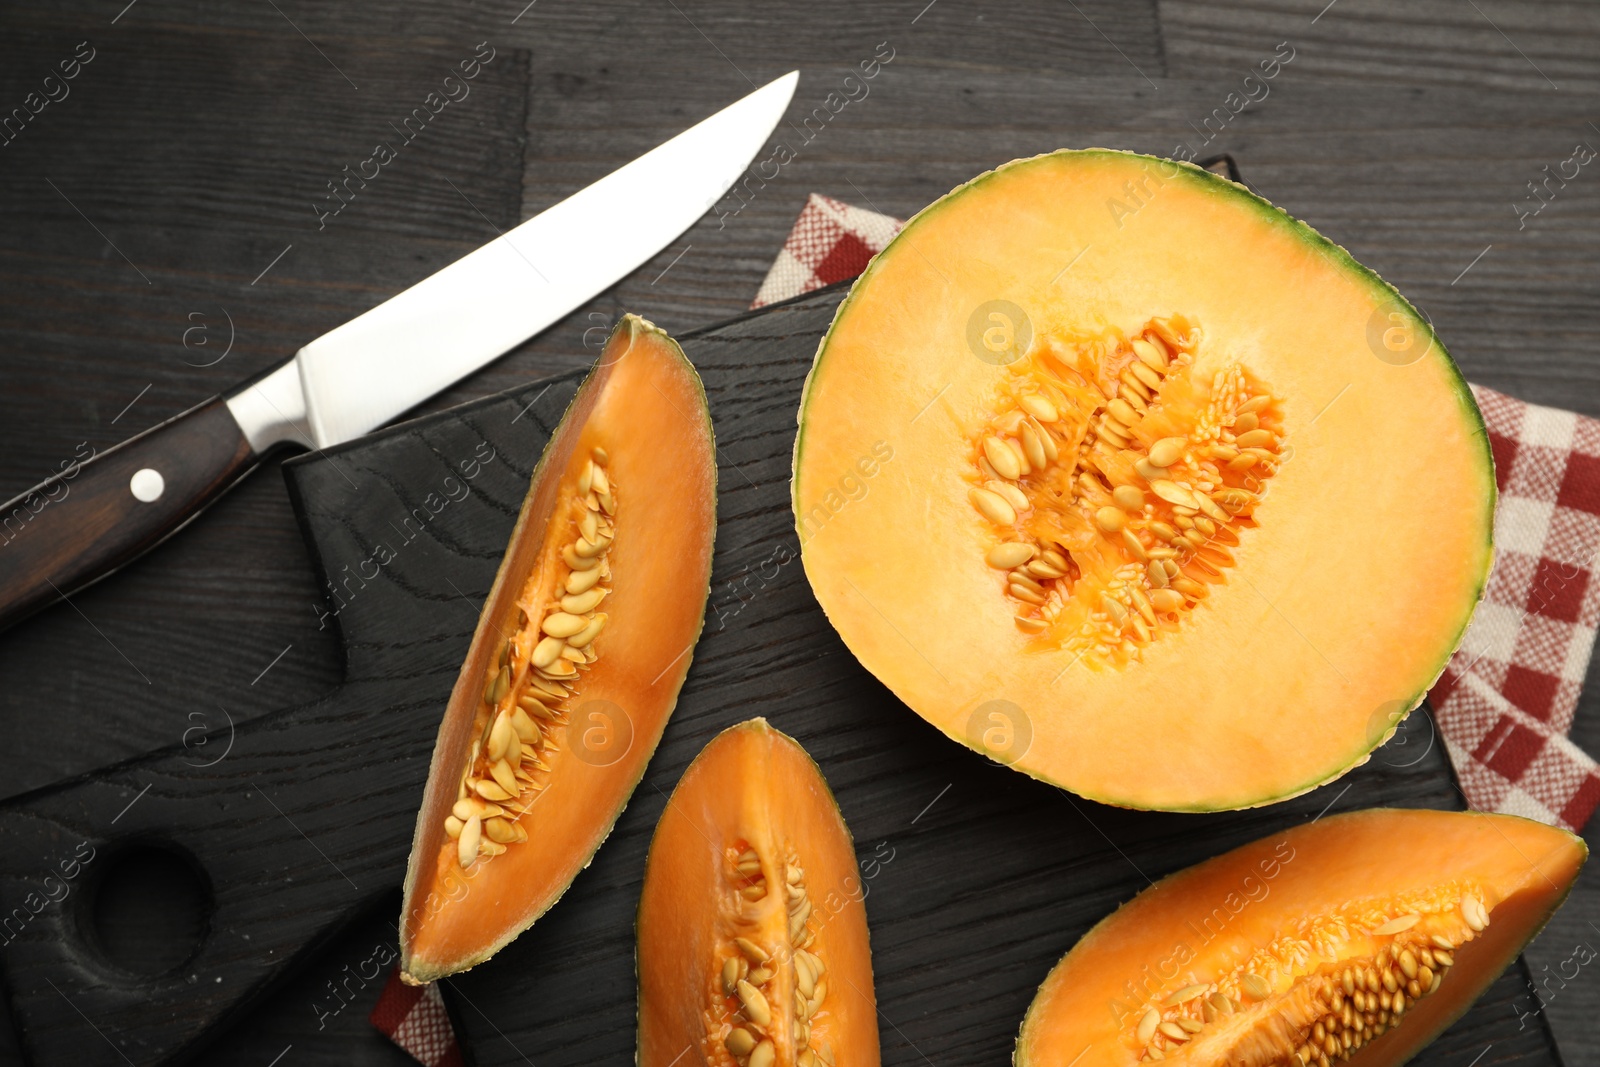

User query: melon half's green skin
[791,149,1495,812]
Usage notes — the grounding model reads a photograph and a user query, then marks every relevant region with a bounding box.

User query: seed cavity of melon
[965,315,1284,662]
[446,447,616,869]
[1131,889,1490,1065]
[716,845,835,1067]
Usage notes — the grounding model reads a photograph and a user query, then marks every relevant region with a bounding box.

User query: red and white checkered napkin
[755,193,1600,834]
[370,194,1600,1067]
[370,967,464,1067]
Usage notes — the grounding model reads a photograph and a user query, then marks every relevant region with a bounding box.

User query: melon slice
[399,315,716,983]
[637,719,879,1067]
[792,149,1495,811]
[1016,808,1586,1067]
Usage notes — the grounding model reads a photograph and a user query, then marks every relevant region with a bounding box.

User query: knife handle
[0,396,258,632]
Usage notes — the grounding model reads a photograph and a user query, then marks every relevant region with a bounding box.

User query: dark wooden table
[0,1,1595,1064]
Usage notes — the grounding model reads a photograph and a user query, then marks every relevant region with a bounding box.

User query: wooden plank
[6,0,1164,79]
[1159,0,1600,94]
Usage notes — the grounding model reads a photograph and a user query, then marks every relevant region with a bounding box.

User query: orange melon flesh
[399,315,716,983]
[1016,809,1587,1067]
[638,719,879,1067]
[793,149,1495,811]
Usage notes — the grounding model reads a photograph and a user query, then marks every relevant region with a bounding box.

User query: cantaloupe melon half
[1016,809,1586,1067]
[793,149,1494,811]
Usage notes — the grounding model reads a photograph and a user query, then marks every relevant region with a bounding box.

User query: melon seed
[487,712,514,761]
[1149,480,1199,509]
[1240,973,1271,1000]
[1148,437,1187,467]
[1150,589,1183,613]
[1027,558,1066,579]
[735,937,769,964]
[563,544,601,570]
[1131,361,1163,390]
[988,542,1036,569]
[1195,493,1231,523]
[566,567,602,594]
[568,614,607,648]
[1094,506,1126,534]
[1135,458,1167,481]
[1164,984,1207,1006]
[1113,485,1145,511]
[474,778,513,802]
[533,636,565,668]
[1009,582,1047,606]
[487,666,510,705]
[1158,1021,1188,1043]
[1372,913,1420,936]
[1020,423,1048,470]
[443,815,464,839]
[574,535,611,559]
[990,480,1029,512]
[490,759,519,795]
[1108,398,1139,426]
[725,1028,756,1057]
[970,488,1016,525]
[1137,1008,1159,1043]
[736,980,771,1026]
[748,1040,775,1067]
[1233,412,1260,434]
[484,817,522,844]
[984,436,1022,480]
[1235,429,1276,450]
[562,588,607,614]
[1020,394,1059,422]
[458,815,482,867]
[1132,338,1167,370]
[454,798,504,821]
[509,707,540,743]
[1462,895,1488,930]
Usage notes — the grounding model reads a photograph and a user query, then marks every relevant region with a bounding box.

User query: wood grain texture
[0,0,1594,1063]
[1159,0,1600,93]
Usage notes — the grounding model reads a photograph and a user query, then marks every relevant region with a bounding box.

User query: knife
[0,71,797,634]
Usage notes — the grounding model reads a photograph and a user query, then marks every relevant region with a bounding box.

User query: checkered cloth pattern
[1429,386,1600,830]
[753,193,1600,835]
[372,191,1600,1067]
[370,968,465,1067]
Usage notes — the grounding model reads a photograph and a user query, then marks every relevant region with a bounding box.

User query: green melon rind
[1011,809,1586,1067]
[791,148,1496,813]
[399,314,716,984]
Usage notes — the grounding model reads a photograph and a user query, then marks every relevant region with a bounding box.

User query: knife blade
[0,71,798,633]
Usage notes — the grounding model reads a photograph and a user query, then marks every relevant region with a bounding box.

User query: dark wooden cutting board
[0,289,1562,1067]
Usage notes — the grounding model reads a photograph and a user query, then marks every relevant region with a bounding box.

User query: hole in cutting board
[86,844,212,977]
